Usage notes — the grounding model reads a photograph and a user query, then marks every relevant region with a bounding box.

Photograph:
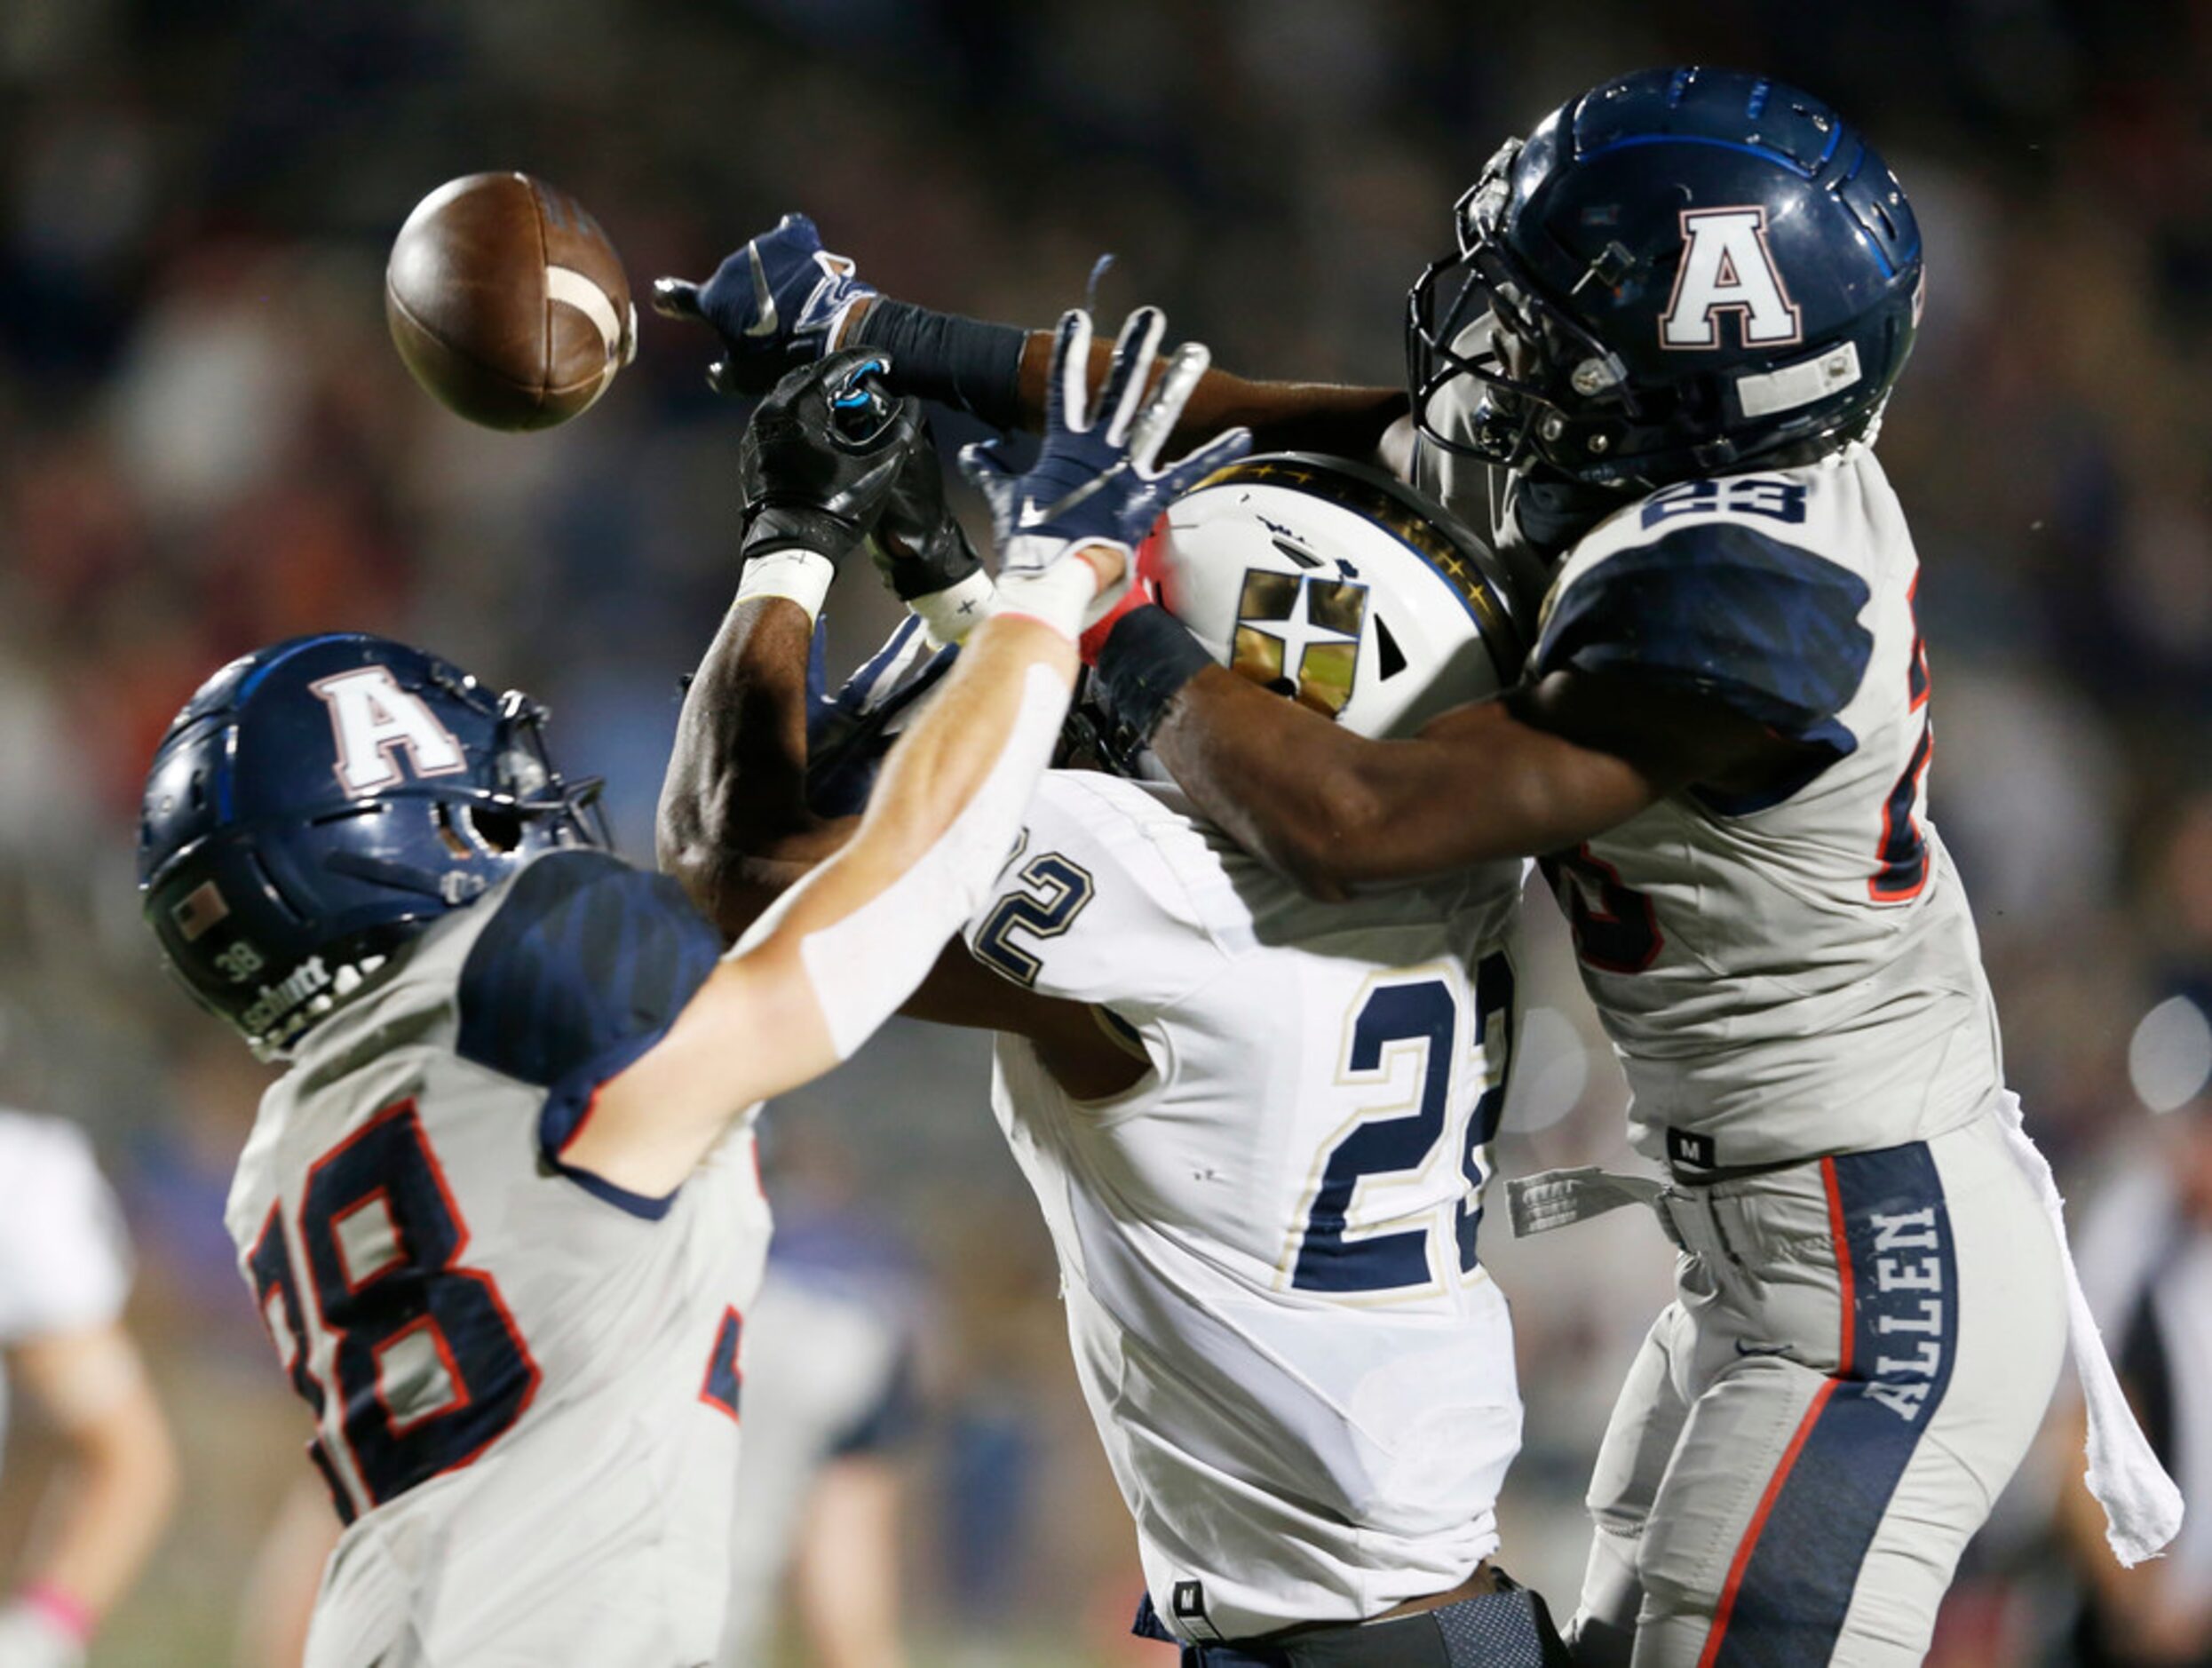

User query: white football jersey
[965,770,1526,1641]
[225,849,769,1668]
[0,1110,132,1462]
[1515,443,2002,1168]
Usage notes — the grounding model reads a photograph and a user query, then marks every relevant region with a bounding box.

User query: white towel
[1994,1091,2186,1567]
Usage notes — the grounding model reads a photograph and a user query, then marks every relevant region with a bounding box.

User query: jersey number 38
[249,1099,540,1521]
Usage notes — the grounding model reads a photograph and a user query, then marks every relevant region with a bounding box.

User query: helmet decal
[1230,571,1367,718]
[1096,452,1530,771]
[1202,456,1519,650]
[171,878,232,942]
[1406,69,1923,488]
[1660,206,1804,350]
[312,665,469,795]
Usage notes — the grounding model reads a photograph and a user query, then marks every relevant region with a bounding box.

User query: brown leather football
[385,172,636,431]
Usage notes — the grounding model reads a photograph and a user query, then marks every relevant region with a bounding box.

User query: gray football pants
[1565,1113,2065,1667]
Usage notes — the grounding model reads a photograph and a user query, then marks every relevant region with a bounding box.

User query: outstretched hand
[653,213,877,397]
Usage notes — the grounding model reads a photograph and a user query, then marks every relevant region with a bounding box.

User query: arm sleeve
[1534,523,1874,747]
[0,1119,131,1342]
[961,774,1229,1013]
[456,850,725,1219]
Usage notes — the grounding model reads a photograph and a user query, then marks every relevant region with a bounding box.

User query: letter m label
[1660,206,1803,350]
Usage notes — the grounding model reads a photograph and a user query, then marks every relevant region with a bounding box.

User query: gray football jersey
[1413,363,2004,1168]
[226,850,769,1668]
[1528,445,2002,1167]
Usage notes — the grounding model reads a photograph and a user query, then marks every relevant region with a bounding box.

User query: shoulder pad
[1536,518,1872,740]
[456,849,721,1092]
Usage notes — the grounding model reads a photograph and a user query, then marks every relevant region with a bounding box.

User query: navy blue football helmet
[139,633,608,1056]
[1407,67,1923,489]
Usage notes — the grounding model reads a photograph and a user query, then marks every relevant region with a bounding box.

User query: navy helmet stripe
[1709,1144,1958,1664]
[1574,131,1825,179]
[232,632,355,704]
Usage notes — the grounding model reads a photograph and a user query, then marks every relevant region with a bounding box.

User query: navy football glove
[652,213,877,397]
[960,307,1249,628]
[739,351,920,565]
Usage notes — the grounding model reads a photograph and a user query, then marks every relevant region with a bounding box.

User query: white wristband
[992,538,1126,642]
[735,548,836,624]
[910,570,1000,647]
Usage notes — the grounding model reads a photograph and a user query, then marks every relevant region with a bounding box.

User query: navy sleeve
[1534,525,1874,745]
[456,849,724,1219]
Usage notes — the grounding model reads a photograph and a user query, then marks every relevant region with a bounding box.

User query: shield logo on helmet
[1231,572,1367,718]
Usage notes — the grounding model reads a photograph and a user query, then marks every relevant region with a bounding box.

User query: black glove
[739,351,921,565]
[870,422,983,601]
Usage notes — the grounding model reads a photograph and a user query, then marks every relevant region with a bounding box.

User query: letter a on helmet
[1660,207,1804,350]
[313,665,469,794]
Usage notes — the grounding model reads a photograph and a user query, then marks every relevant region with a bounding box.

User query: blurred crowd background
[0,1,2207,1662]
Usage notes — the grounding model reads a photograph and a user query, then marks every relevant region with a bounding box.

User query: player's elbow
[657,819,803,947]
[655,813,717,910]
[659,845,751,945]
[655,781,753,923]
[654,810,723,910]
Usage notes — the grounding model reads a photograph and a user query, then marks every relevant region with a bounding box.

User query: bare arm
[657,600,1149,1102]
[5,1323,178,1630]
[590,308,1235,1197]
[660,221,1403,461]
[1146,663,1800,898]
[790,1457,910,1668]
[655,595,856,941]
[1010,329,1405,458]
[834,297,1403,459]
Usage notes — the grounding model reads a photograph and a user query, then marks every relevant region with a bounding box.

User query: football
[385,171,637,431]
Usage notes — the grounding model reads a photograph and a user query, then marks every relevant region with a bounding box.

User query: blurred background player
[0,1110,177,1668]
[2056,801,2212,1668]
[716,1132,925,1668]
[133,328,1172,1666]
[2064,1084,2212,1664]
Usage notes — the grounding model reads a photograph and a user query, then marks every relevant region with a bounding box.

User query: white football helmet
[1136,452,1531,744]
